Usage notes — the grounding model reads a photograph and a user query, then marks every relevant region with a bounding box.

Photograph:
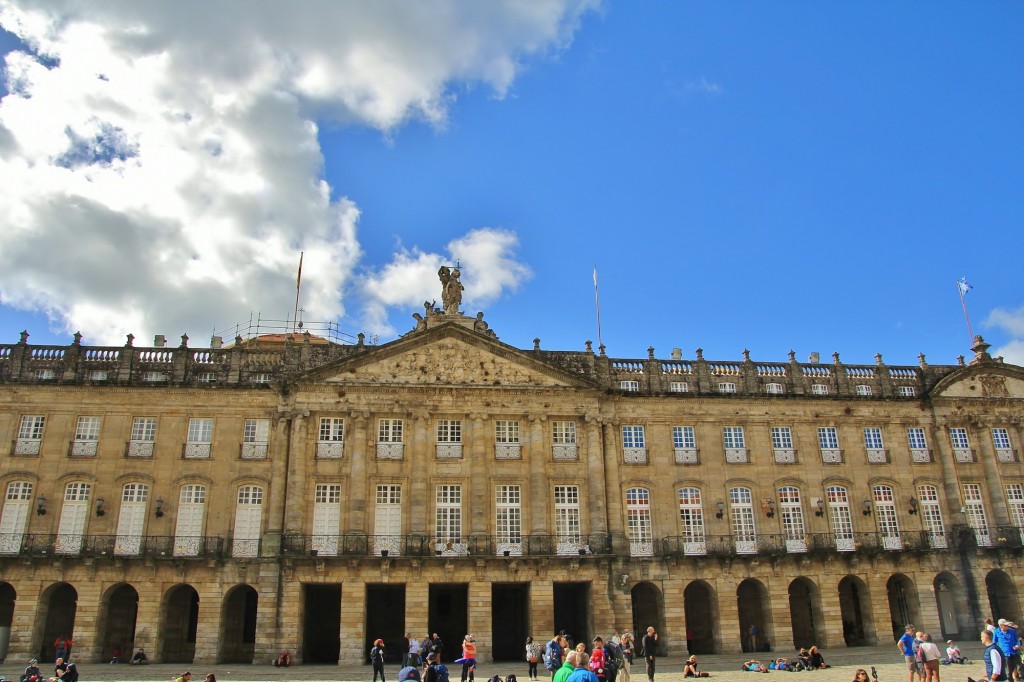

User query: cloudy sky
[0,1,1022,367]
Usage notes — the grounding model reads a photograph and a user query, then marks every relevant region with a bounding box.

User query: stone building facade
[0,304,1023,666]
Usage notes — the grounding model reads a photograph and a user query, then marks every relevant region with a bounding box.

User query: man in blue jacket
[994,620,1020,681]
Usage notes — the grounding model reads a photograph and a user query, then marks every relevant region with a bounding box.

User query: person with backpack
[545,635,565,678]
[604,637,624,682]
[425,652,451,682]
[526,636,544,681]
[371,639,387,682]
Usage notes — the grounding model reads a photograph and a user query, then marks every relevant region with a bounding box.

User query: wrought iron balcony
[658,530,969,559]
[0,534,225,559]
[279,533,614,558]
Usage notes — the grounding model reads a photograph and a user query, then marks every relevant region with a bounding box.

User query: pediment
[932,364,1024,399]
[303,325,596,389]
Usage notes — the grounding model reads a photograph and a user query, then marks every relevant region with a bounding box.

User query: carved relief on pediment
[980,374,1010,398]
[328,339,565,387]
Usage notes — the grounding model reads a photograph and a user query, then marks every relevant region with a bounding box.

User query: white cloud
[359,228,532,338]
[686,76,723,96]
[0,0,594,344]
[986,305,1024,365]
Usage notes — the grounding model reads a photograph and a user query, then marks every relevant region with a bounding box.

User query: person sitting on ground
[796,648,812,670]
[743,660,768,673]
[204,674,216,682]
[853,668,870,682]
[275,650,292,667]
[131,648,148,664]
[809,646,829,669]
[173,671,193,682]
[110,645,122,664]
[24,659,42,682]
[53,658,66,680]
[946,640,965,665]
[684,655,710,677]
[60,664,77,682]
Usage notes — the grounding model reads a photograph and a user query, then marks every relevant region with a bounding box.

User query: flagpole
[956,278,974,346]
[593,265,604,353]
[292,251,304,333]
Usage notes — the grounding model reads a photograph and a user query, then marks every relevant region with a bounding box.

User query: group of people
[21,657,78,682]
[741,646,828,673]
[541,626,658,682]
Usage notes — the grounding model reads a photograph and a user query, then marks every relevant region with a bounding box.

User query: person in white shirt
[918,633,942,682]
[947,641,964,665]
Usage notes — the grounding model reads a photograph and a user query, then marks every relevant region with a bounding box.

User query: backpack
[371,646,384,664]
[434,664,451,682]
[507,675,518,682]
[544,641,560,671]
[606,642,625,669]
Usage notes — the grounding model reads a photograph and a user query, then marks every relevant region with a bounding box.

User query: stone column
[193,583,224,664]
[767,578,790,654]
[7,579,40,660]
[976,420,1011,526]
[929,422,963,526]
[528,416,548,534]
[530,579,555,645]
[133,580,162,662]
[597,419,620,549]
[468,580,491,661]
[817,577,845,649]
[72,580,102,662]
[410,413,429,536]
[284,412,309,533]
[715,579,741,654]
[255,564,283,665]
[340,580,366,666]
[470,414,487,536]
[347,412,370,533]
[263,415,292,556]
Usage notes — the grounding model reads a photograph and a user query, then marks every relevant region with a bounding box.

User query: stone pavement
[0,643,986,682]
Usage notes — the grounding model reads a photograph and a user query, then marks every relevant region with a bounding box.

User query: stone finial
[125,333,135,347]
[918,353,927,368]
[533,338,541,351]
[599,343,606,357]
[788,350,796,362]
[957,355,965,366]
[235,335,243,346]
[73,331,83,346]
[742,349,751,362]
[303,331,311,342]
[970,335,993,365]
[19,330,29,345]
[832,352,841,364]
[875,353,883,365]
[180,333,189,348]
[357,332,365,348]
[585,340,593,353]
[647,346,655,360]
[695,347,704,361]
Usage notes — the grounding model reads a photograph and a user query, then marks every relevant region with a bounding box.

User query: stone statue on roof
[438,265,464,315]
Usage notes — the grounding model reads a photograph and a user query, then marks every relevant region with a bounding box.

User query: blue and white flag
[957,277,972,296]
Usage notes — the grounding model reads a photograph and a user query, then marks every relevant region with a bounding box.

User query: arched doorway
[99,584,138,663]
[220,585,257,663]
[0,582,16,662]
[886,574,921,640]
[838,575,873,646]
[789,577,825,649]
[39,583,77,662]
[683,581,717,654]
[737,579,772,653]
[933,573,967,639]
[160,585,199,663]
[986,570,1021,624]
[631,582,664,656]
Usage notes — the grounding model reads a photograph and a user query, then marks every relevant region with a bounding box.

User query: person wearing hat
[399,666,422,682]
[995,619,1021,681]
[23,659,42,682]
[424,652,450,682]
[946,640,964,665]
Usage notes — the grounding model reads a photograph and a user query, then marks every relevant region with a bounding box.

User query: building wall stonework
[0,321,1022,665]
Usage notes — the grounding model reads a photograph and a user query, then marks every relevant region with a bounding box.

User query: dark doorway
[737,579,772,653]
[631,583,664,656]
[934,573,966,639]
[429,584,468,663]
[683,581,717,654]
[788,578,823,649]
[366,585,406,664]
[492,583,529,660]
[554,582,590,651]
[100,584,138,663]
[304,584,341,663]
[886,574,921,640]
[220,585,258,663]
[0,582,15,663]
[987,570,1022,624]
[160,585,199,664]
[39,583,77,662]
[838,575,872,646]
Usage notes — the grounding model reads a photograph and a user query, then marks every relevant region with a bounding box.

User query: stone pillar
[976,421,1011,526]
[274,567,304,663]
[347,412,370,533]
[7,581,40,661]
[663,578,686,653]
[193,583,224,664]
[864,574,896,647]
[767,578,790,654]
[470,414,487,536]
[72,580,102,662]
[468,579,491,661]
[133,580,162,663]
[530,579,555,646]
[597,420,619,549]
[340,580,366,666]
[255,563,283,665]
[929,422,963,525]
[284,413,309,533]
[264,415,291,538]
[410,414,429,536]
[715,579,741,654]
[406,574,430,650]
[817,576,845,649]
[528,416,548,534]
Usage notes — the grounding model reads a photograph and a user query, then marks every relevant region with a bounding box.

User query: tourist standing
[641,627,658,682]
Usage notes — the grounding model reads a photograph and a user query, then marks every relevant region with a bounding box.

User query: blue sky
[0,2,1021,367]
